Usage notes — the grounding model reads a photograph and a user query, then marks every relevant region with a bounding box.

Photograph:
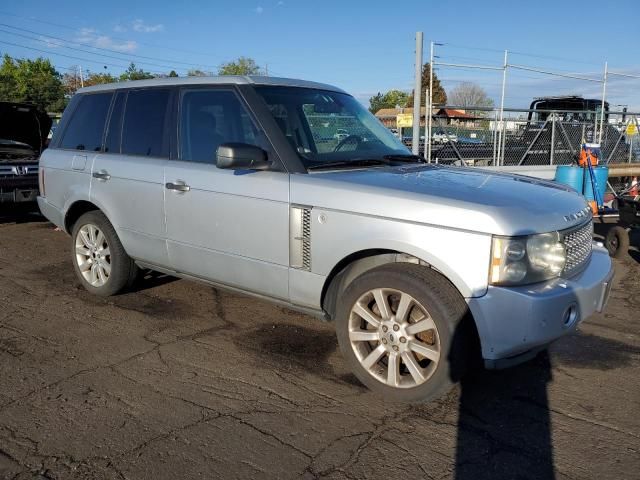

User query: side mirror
[216,143,270,170]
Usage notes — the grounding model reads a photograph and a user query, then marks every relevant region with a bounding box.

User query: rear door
[44,92,112,212]
[163,87,290,300]
[90,88,173,267]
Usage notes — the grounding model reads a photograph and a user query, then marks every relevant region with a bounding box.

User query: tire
[605,226,629,259]
[335,263,472,403]
[70,210,139,296]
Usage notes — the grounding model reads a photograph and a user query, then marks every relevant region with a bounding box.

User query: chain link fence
[402,108,640,166]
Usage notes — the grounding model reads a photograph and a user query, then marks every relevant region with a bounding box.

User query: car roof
[77,75,347,95]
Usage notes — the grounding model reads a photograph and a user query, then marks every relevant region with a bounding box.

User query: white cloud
[40,36,64,49]
[255,6,264,14]
[132,19,164,33]
[75,28,138,53]
[277,1,285,5]
[113,24,127,33]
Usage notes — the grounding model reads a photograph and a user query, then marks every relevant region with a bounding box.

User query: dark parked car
[0,102,52,204]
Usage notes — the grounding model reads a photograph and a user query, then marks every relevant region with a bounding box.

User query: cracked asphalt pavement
[0,209,638,479]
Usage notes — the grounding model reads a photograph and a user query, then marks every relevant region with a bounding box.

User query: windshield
[254,86,411,168]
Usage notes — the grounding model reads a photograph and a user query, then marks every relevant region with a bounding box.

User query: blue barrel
[583,166,608,203]
[554,165,608,203]
[554,166,584,194]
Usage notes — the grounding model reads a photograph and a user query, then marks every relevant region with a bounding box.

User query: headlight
[490,232,566,286]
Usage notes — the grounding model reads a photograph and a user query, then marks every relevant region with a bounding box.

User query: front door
[164,88,290,300]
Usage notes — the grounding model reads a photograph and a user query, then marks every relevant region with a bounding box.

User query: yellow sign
[626,123,638,136]
[396,113,413,128]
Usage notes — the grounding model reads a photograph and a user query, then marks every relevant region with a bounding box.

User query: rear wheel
[71,211,138,296]
[605,226,629,258]
[336,263,471,403]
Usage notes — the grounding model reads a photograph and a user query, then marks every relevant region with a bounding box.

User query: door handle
[92,170,111,181]
[165,181,190,192]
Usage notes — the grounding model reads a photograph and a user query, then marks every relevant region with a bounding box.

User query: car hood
[290,164,591,236]
[0,102,52,158]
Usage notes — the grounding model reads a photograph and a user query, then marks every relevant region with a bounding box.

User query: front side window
[121,89,171,157]
[180,89,264,163]
[60,93,113,151]
[255,86,410,168]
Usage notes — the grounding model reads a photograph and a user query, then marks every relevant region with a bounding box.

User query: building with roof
[374,107,481,129]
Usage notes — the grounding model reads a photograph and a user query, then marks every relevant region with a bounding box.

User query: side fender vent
[290,206,312,271]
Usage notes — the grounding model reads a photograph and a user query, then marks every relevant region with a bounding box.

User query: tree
[217,57,261,76]
[0,55,19,103]
[187,69,210,77]
[448,81,494,115]
[85,72,118,87]
[62,69,117,96]
[368,89,411,114]
[168,70,179,77]
[0,54,65,112]
[119,63,154,81]
[408,63,447,107]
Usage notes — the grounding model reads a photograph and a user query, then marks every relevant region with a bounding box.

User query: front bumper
[468,245,614,367]
[0,175,39,203]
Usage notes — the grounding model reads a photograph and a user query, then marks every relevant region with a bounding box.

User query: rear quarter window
[59,93,113,151]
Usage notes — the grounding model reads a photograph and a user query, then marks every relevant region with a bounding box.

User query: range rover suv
[0,102,51,204]
[37,76,614,402]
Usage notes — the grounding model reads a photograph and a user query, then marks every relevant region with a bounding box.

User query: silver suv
[38,76,614,402]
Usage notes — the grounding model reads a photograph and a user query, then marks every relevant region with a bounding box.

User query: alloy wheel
[75,223,111,287]
[348,288,441,388]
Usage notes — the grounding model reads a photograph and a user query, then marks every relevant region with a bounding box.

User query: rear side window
[121,89,171,157]
[104,91,126,153]
[60,93,113,151]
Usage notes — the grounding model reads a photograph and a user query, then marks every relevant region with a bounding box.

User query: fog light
[562,304,579,328]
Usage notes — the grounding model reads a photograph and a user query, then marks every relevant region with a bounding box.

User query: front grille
[561,221,593,277]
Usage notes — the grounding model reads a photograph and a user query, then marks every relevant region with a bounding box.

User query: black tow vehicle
[0,102,52,205]
[605,195,640,258]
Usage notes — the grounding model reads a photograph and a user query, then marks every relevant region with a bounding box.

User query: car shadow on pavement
[129,269,179,293]
[449,313,555,480]
[0,204,45,225]
[450,322,639,480]
[454,353,555,480]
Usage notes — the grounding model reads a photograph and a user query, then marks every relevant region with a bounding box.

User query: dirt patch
[236,323,338,375]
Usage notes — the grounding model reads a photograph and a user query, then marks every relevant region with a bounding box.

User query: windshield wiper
[307,159,389,170]
[383,154,424,162]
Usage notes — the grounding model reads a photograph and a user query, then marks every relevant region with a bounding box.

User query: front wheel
[71,211,138,296]
[605,226,629,258]
[335,263,471,403]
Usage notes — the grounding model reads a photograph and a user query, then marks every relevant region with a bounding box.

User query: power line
[508,50,602,67]
[0,23,222,71]
[0,39,170,75]
[0,28,193,73]
[508,64,602,83]
[0,10,219,58]
[439,41,603,67]
[438,42,504,54]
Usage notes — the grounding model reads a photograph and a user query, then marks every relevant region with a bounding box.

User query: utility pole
[497,50,508,166]
[78,65,84,88]
[265,63,269,76]
[425,86,430,160]
[427,41,434,162]
[411,32,423,155]
[598,61,608,144]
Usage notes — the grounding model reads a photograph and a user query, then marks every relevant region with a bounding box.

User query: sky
[1,0,640,110]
